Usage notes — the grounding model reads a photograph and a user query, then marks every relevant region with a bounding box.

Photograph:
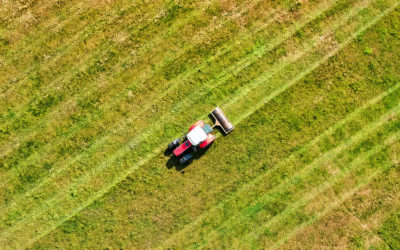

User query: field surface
[1,0,400,249]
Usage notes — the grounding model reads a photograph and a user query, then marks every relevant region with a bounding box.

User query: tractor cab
[187,126,207,146]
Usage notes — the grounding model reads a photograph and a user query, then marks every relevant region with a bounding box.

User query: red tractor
[167,107,234,164]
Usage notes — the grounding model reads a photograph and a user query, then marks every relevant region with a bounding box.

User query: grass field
[1,0,399,248]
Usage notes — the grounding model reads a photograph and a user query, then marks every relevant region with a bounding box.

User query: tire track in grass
[159,81,400,248]
[171,101,400,249]
[0,0,273,160]
[0,0,333,212]
[0,0,389,247]
[270,136,400,249]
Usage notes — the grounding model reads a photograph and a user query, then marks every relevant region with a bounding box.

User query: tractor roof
[187,126,207,146]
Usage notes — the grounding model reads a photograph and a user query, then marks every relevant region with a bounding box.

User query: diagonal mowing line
[1,0,393,247]
[247,132,400,248]
[228,1,400,125]
[0,0,277,159]
[271,136,400,249]
[0,0,268,162]
[0,1,388,244]
[178,102,400,249]
[0,0,336,212]
[159,81,400,248]
[0,0,218,152]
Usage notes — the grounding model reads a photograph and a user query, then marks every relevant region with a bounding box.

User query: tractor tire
[168,138,181,150]
[179,153,193,164]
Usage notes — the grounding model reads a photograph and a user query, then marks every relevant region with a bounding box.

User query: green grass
[0,0,400,248]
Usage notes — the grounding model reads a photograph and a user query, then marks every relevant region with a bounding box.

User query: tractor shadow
[165,143,213,172]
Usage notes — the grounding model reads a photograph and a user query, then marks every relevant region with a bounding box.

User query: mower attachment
[211,107,234,134]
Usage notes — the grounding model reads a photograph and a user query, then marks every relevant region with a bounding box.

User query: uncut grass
[0,0,282,159]
[0,0,366,230]
[169,102,400,249]
[0,0,394,244]
[0,0,332,199]
[28,11,400,248]
[281,161,400,249]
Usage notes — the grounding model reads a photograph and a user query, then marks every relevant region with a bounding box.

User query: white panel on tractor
[187,126,207,146]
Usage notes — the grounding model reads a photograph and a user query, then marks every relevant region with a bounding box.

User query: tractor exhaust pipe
[211,106,234,134]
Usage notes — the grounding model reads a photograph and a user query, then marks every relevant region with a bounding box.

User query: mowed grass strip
[27,5,400,249]
[0,0,124,87]
[280,158,400,249]
[266,139,400,250]
[0,0,332,209]
[245,132,400,248]
[0,1,394,244]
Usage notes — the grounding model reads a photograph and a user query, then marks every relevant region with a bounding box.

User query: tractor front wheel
[168,138,181,150]
[179,153,193,164]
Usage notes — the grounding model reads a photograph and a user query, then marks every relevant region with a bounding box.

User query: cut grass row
[29,7,400,248]
[0,0,364,225]
[0,0,334,201]
[0,0,121,85]
[12,2,400,250]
